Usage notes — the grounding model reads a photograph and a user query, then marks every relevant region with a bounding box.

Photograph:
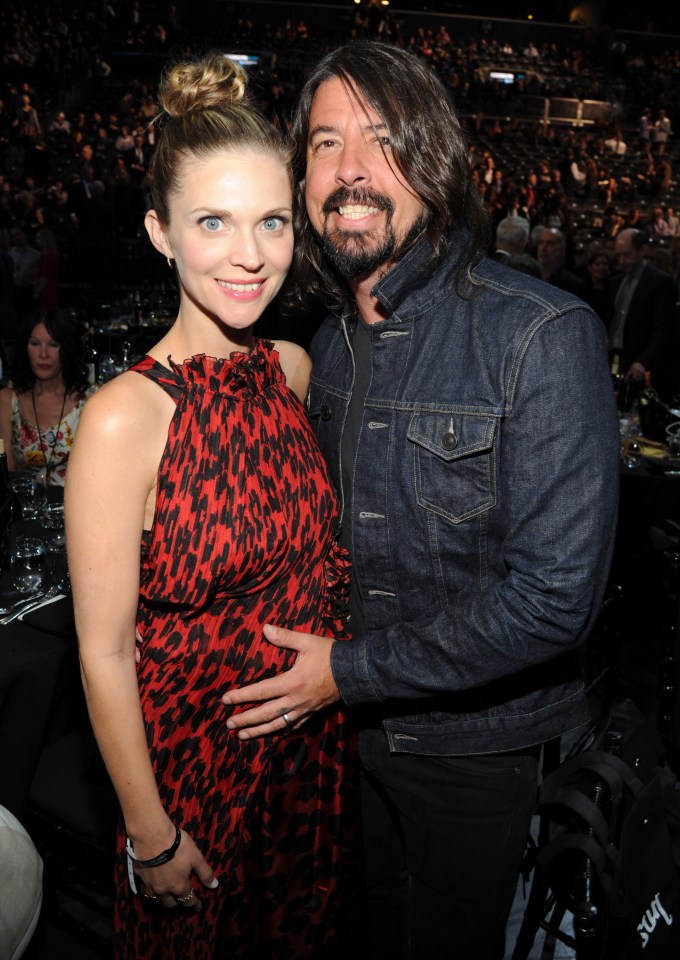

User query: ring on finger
[282,712,293,728]
[176,890,196,904]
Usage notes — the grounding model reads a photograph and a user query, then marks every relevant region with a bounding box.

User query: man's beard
[316,186,428,279]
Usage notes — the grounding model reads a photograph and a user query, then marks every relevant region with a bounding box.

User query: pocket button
[441,431,457,451]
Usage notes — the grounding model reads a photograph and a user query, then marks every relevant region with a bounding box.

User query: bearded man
[224,42,619,960]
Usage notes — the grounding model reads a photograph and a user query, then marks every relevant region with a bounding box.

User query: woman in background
[0,309,93,485]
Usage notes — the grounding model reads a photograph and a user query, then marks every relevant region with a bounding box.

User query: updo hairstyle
[150,54,292,225]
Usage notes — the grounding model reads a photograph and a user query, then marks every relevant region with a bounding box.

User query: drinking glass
[666,422,680,459]
[10,477,47,520]
[45,533,69,592]
[43,501,65,530]
[10,537,48,594]
[98,355,117,382]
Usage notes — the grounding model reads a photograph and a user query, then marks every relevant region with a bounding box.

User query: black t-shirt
[338,317,372,638]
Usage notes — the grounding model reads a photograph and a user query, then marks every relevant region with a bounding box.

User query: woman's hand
[131,829,218,913]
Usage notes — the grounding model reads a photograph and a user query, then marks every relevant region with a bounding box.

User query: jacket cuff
[330,636,381,707]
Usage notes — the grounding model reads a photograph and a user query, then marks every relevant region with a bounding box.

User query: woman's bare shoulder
[76,370,174,442]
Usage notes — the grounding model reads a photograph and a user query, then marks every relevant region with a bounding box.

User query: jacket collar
[369,227,475,323]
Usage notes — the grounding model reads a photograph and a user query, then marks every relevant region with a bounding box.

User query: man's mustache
[322,187,394,219]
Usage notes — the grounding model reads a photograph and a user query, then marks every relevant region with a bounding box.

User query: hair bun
[159,54,248,118]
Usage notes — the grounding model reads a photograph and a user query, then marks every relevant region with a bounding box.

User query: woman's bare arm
[65,373,217,903]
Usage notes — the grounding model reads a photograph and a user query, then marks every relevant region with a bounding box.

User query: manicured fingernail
[226,720,235,729]
[222,695,232,704]
[208,877,219,889]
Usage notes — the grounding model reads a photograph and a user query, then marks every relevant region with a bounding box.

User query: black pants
[359,728,539,960]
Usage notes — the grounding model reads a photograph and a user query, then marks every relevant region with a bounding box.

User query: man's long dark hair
[13,309,88,395]
[286,41,489,315]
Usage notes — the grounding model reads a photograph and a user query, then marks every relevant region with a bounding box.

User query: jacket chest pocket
[408,412,498,524]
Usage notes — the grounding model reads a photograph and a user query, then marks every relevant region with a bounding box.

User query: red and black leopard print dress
[113,341,360,960]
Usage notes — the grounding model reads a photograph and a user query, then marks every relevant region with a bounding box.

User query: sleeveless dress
[10,386,96,486]
[115,341,359,960]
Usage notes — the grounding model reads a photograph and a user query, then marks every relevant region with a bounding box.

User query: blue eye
[262,217,283,231]
[202,217,222,232]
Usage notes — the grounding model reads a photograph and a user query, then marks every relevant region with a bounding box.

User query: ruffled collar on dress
[166,339,279,400]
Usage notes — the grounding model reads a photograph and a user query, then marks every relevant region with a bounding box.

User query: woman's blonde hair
[150,54,291,224]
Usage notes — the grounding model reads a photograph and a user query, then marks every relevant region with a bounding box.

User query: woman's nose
[229,232,265,270]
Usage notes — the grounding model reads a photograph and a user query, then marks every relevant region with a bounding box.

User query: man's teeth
[338,204,380,219]
[217,280,261,291]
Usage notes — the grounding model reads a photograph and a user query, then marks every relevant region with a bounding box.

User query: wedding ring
[176,890,196,904]
[282,713,293,728]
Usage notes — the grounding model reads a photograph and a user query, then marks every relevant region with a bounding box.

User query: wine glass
[10,537,48,595]
[45,527,69,592]
[10,476,48,520]
[43,501,65,530]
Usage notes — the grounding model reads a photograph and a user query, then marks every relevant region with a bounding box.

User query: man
[491,214,529,260]
[648,206,670,238]
[536,226,586,297]
[608,228,675,389]
[126,132,151,185]
[223,42,619,959]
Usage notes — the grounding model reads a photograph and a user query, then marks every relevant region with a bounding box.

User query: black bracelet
[126,826,181,868]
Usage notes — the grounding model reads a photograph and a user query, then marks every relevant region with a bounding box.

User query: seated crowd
[1,0,679,403]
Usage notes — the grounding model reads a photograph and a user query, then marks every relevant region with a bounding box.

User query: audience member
[608,228,676,393]
[654,109,671,152]
[0,309,94,486]
[491,215,530,259]
[504,252,542,277]
[536,227,586,296]
[582,247,613,321]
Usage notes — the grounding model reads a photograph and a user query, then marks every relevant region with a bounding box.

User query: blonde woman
[66,55,359,960]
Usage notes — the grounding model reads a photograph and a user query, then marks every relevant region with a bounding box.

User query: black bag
[535,704,680,958]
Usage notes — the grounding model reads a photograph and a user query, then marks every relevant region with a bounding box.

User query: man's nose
[335,139,372,187]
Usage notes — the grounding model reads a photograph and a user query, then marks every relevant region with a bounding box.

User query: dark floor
[25,882,113,960]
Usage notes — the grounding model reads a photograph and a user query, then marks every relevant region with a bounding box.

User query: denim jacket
[308,234,620,756]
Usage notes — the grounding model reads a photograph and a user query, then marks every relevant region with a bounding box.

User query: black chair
[24,723,117,958]
[511,586,625,959]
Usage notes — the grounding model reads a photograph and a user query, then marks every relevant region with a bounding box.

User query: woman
[0,310,93,485]
[14,94,40,142]
[65,55,358,960]
[582,248,612,322]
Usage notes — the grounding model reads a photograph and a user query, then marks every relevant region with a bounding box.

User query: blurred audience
[1,0,679,394]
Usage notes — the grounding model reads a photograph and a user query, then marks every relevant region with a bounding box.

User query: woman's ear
[144,209,172,259]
